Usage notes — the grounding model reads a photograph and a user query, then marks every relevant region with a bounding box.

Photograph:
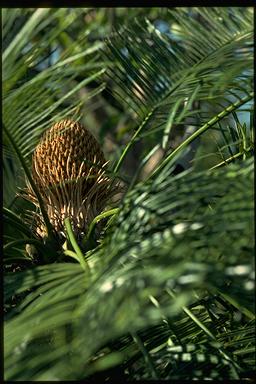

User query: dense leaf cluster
[3,7,254,381]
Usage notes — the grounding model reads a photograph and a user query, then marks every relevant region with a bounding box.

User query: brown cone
[26,119,117,239]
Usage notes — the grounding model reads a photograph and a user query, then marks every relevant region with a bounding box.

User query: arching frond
[103,7,253,174]
[3,8,106,206]
[3,7,254,382]
[4,158,254,380]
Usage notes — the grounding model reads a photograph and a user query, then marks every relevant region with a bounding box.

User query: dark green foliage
[3,7,254,381]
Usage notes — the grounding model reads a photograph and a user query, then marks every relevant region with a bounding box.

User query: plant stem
[128,144,161,192]
[131,331,159,379]
[149,92,253,179]
[63,249,83,264]
[64,218,89,272]
[216,290,255,320]
[210,152,243,170]
[82,208,119,247]
[113,109,155,175]
[3,123,54,241]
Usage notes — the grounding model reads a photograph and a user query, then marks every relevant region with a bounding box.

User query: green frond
[103,7,253,174]
[3,7,254,381]
[3,8,106,205]
[4,158,254,380]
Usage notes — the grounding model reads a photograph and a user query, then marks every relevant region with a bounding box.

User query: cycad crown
[27,119,116,239]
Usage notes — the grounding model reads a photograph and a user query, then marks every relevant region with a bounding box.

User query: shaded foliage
[3,7,254,381]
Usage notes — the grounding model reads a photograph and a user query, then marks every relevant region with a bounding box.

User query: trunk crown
[26,119,116,240]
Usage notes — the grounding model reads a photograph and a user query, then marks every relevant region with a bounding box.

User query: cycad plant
[23,119,118,243]
[3,7,255,381]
